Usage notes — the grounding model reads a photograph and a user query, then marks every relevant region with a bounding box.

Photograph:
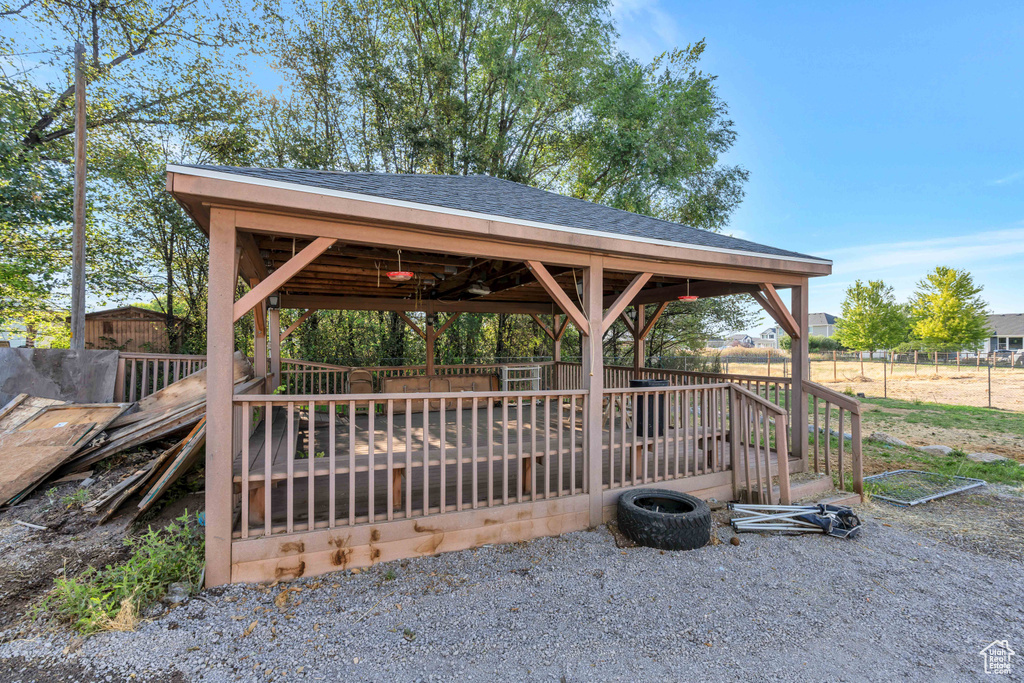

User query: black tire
[616,488,711,551]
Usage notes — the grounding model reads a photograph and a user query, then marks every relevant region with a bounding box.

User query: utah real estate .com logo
[980,640,1014,675]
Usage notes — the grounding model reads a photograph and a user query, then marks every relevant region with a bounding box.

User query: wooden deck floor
[231,403,780,534]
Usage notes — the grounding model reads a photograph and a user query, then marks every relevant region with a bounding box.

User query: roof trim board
[167,165,832,267]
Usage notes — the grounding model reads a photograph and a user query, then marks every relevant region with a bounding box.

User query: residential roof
[85,306,181,321]
[760,325,780,335]
[170,165,830,264]
[987,314,1024,336]
[808,313,837,326]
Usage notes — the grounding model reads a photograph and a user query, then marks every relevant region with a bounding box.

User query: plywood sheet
[0,394,67,433]
[0,423,94,505]
[0,349,119,406]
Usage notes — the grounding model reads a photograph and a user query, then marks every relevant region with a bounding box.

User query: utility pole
[70,42,87,350]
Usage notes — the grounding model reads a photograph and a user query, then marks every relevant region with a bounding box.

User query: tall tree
[909,266,989,351]
[835,280,908,357]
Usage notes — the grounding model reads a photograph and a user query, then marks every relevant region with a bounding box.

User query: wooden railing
[804,380,863,497]
[280,359,348,394]
[279,360,558,395]
[601,382,790,504]
[114,352,207,402]
[232,388,588,539]
[732,383,790,505]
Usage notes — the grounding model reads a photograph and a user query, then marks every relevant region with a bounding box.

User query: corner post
[583,257,605,526]
[205,207,237,587]
[633,305,645,375]
[790,280,809,470]
[268,308,281,389]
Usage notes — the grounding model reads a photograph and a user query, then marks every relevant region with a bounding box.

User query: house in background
[755,324,783,348]
[808,312,838,338]
[84,306,181,353]
[982,314,1024,353]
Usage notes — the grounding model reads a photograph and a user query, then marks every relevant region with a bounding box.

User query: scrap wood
[62,402,207,473]
[51,471,93,484]
[0,394,68,433]
[97,432,193,524]
[13,520,48,531]
[136,418,206,514]
[84,464,156,514]
[0,424,95,506]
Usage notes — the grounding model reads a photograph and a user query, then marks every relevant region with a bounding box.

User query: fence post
[988,360,992,409]
[914,350,918,375]
[833,350,837,381]
[883,358,887,398]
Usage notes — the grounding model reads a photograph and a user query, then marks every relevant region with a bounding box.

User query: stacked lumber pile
[0,352,254,519]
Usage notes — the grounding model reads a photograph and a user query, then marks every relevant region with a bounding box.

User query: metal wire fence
[643,351,1024,412]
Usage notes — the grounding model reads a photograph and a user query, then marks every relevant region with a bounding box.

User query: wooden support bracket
[281,308,318,341]
[638,301,669,340]
[602,273,652,334]
[435,312,462,337]
[525,261,589,336]
[530,313,556,340]
[232,237,336,322]
[753,284,800,339]
[397,312,426,339]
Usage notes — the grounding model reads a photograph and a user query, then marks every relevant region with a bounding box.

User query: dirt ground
[721,360,1024,412]
[859,403,1024,461]
[0,447,203,634]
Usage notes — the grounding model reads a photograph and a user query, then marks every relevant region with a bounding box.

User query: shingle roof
[808,313,837,326]
[173,165,828,263]
[988,314,1024,336]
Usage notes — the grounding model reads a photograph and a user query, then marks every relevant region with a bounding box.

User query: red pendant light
[677,279,699,301]
[387,249,414,282]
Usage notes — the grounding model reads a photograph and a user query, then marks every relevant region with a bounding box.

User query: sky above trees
[607,0,1023,324]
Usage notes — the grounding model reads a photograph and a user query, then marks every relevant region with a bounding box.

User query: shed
[84,306,179,353]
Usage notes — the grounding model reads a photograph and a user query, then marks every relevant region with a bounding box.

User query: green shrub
[60,488,90,509]
[35,512,204,634]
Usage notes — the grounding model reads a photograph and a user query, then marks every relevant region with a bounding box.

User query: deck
[231,401,782,536]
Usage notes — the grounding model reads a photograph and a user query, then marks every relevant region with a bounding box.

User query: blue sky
[611,0,1024,331]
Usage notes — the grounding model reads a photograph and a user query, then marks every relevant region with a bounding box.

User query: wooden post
[254,302,267,381]
[552,314,562,390]
[269,308,281,389]
[425,317,436,376]
[632,305,645,375]
[583,257,604,526]
[205,207,237,587]
[790,281,809,470]
[70,42,87,350]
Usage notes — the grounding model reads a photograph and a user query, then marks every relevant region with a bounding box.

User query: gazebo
[167,164,862,586]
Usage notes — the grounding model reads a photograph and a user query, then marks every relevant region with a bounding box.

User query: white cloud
[610,0,682,58]
[809,226,1024,317]
[991,170,1024,186]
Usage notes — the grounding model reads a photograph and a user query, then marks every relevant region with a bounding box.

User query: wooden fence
[114,352,207,402]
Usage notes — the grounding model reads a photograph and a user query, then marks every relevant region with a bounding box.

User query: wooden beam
[238,230,269,281]
[755,284,800,339]
[617,311,635,337]
[281,308,317,341]
[232,237,336,322]
[279,294,554,316]
[248,278,266,335]
[397,312,426,339]
[435,311,462,337]
[607,281,761,307]
[602,272,652,334]
[638,301,669,340]
[554,314,570,341]
[530,313,555,340]
[525,261,589,336]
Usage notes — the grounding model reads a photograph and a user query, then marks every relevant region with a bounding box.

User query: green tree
[835,280,908,353]
[909,266,989,351]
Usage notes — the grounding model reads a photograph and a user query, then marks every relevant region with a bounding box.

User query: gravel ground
[2,509,1023,683]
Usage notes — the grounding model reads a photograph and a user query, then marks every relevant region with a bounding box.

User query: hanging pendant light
[387,249,414,282]
[678,279,699,302]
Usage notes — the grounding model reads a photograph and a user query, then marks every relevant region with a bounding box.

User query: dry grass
[716,360,1024,412]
